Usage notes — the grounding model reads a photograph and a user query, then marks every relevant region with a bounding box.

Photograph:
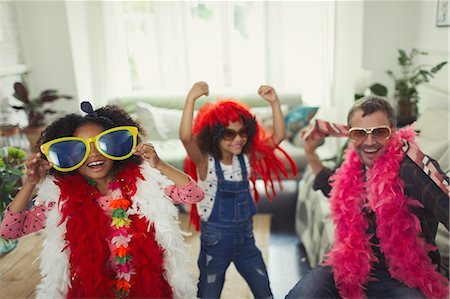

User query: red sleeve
[164,177,204,204]
[0,203,50,239]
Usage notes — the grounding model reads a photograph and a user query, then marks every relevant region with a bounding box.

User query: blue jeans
[197,221,272,299]
[285,266,425,298]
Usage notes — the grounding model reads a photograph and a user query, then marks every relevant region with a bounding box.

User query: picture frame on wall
[437,0,449,27]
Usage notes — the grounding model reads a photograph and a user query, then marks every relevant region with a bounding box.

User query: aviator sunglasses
[40,126,138,172]
[348,125,392,142]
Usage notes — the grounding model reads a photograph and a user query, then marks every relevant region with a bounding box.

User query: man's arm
[401,156,449,229]
[303,131,335,197]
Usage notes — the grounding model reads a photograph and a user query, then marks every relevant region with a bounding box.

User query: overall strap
[237,154,248,180]
[214,158,225,181]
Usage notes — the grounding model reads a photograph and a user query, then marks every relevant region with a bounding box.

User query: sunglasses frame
[221,127,249,141]
[40,126,138,172]
[348,125,392,142]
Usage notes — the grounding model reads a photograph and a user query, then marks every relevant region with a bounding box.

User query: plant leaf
[430,61,447,73]
[40,95,59,102]
[40,89,57,96]
[42,109,57,114]
[13,82,29,103]
[370,83,388,97]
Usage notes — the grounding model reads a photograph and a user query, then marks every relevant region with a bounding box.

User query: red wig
[184,99,297,229]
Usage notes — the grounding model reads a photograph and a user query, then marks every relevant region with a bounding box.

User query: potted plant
[0,147,26,254]
[11,81,73,151]
[386,48,447,117]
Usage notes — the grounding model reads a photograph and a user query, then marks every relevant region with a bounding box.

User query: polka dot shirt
[196,154,251,221]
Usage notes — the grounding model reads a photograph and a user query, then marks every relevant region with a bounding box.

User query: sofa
[295,107,450,276]
[109,91,309,176]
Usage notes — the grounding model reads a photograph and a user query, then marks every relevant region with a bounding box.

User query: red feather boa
[56,164,172,298]
[324,128,449,299]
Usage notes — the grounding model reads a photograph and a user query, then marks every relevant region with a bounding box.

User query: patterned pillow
[285,106,319,141]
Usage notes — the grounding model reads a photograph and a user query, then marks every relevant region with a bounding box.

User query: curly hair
[38,104,145,177]
[193,100,259,160]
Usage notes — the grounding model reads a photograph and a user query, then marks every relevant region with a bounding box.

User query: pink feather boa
[324,126,449,299]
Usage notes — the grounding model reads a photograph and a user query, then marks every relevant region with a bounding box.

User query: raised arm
[8,153,52,213]
[258,85,285,145]
[301,129,326,176]
[179,81,209,176]
[135,142,190,186]
[0,153,52,239]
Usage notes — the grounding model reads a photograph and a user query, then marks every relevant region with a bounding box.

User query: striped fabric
[303,119,449,195]
[301,119,349,140]
[402,140,450,195]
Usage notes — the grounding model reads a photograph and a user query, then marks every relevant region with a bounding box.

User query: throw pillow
[285,106,319,141]
[250,104,289,131]
[135,102,183,141]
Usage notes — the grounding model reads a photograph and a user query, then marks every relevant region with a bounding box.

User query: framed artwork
[437,0,449,27]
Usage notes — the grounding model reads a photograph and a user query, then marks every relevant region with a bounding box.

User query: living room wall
[362,0,449,99]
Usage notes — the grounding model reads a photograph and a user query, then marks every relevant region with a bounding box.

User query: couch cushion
[250,104,289,131]
[150,139,187,170]
[136,102,183,140]
[415,109,449,172]
[285,106,319,141]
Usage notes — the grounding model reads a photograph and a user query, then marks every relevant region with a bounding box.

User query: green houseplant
[0,147,26,254]
[386,48,447,117]
[11,81,73,151]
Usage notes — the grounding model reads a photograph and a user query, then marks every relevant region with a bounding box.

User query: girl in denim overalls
[180,82,296,298]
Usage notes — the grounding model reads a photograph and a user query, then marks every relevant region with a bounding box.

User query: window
[104,1,335,106]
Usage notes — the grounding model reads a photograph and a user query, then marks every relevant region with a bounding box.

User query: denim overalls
[197,154,273,299]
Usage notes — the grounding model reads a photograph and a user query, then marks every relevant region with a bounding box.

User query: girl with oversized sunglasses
[180,82,297,298]
[0,101,204,298]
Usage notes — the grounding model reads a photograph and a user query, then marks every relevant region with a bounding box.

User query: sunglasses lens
[349,129,367,141]
[221,130,237,141]
[372,127,390,139]
[48,140,86,169]
[98,129,134,158]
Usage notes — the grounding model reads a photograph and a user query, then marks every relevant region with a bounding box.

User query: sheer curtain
[103,1,335,106]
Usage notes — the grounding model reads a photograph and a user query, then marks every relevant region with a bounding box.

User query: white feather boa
[34,163,197,299]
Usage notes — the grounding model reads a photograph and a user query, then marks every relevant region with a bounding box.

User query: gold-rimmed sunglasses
[348,125,392,142]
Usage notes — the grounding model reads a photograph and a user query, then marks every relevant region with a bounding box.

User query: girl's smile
[219,121,248,163]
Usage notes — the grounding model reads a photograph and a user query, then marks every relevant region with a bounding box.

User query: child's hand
[134,142,162,168]
[258,85,279,104]
[24,153,52,185]
[187,81,209,102]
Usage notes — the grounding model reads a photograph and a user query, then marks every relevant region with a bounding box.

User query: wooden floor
[0,213,271,299]
[0,231,43,299]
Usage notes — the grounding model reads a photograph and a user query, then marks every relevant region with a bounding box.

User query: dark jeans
[197,221,272,299]
[285,265,425,298]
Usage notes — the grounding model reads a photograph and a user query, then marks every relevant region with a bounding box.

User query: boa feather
[34,178,70,299]
[33,163,196,299]
[325,127,449,299]
[57,175,116,298]
[134,163,197,299]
